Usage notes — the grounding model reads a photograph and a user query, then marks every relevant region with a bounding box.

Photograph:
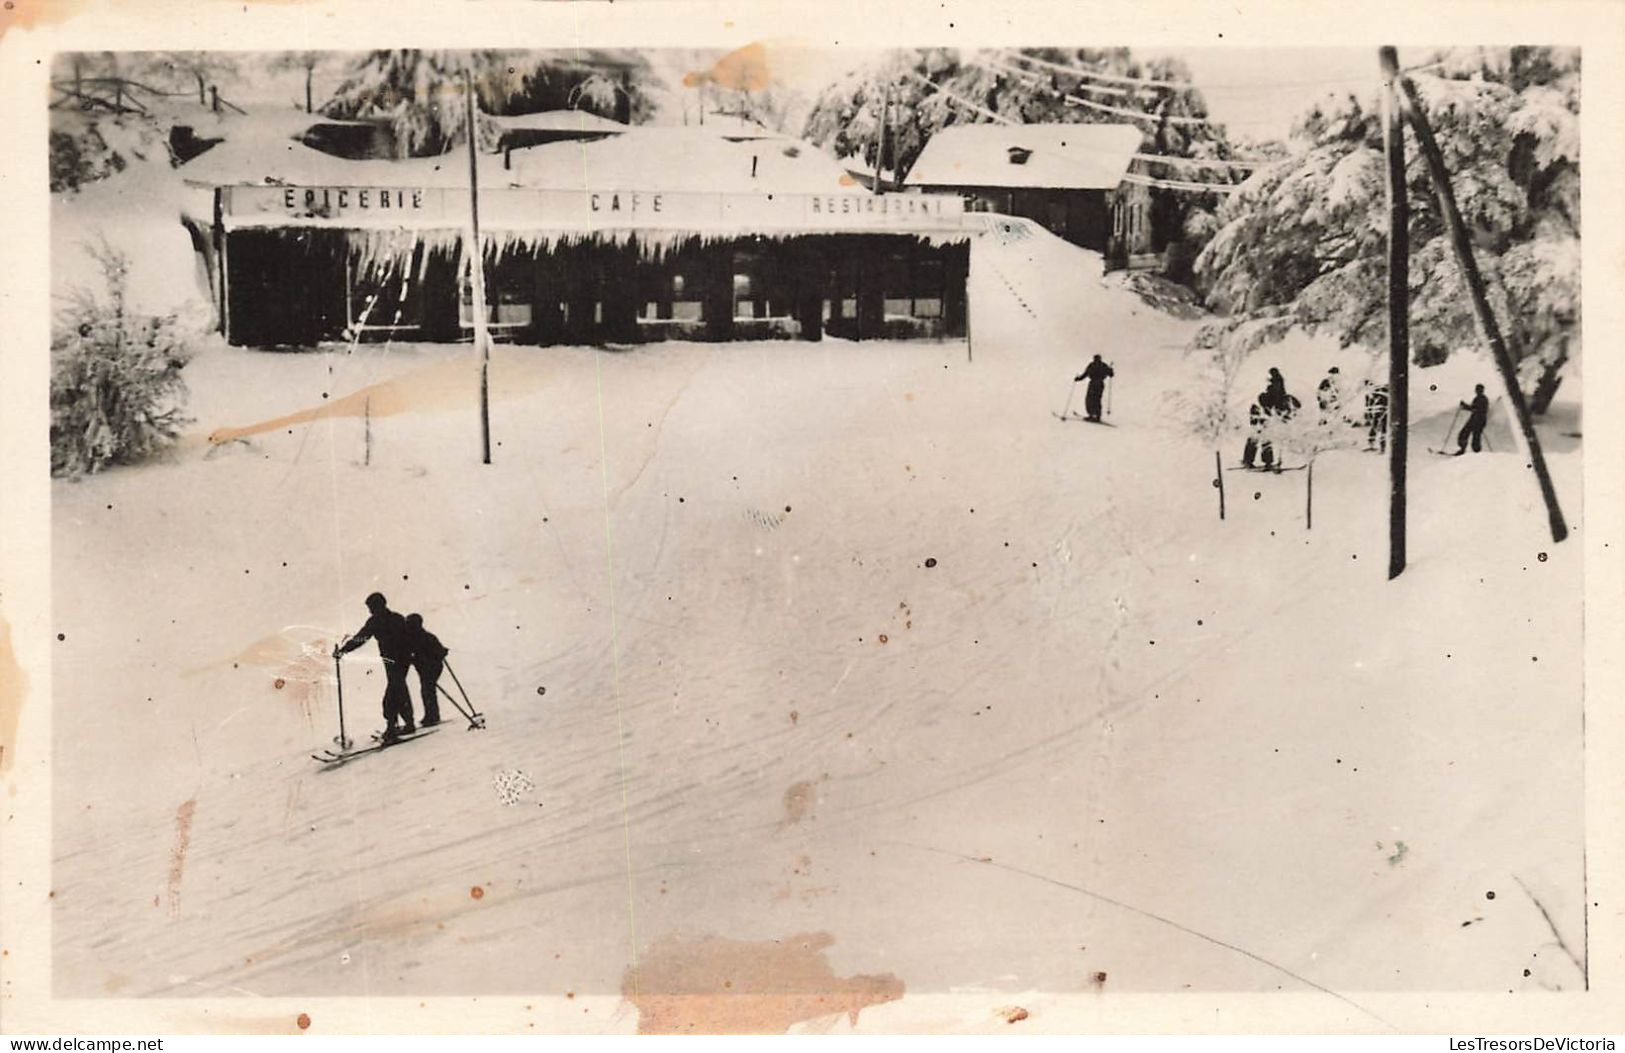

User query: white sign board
[223,186,969,235]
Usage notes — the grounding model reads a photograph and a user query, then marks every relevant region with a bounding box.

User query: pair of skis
[1053,411,1116,427]
[311,649,485,767]
[312,726,441,767]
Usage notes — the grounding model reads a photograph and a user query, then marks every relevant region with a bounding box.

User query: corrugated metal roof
[904,123,1142,190]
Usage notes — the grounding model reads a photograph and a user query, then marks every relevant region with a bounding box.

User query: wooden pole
[1380,47,1409,579]
[464,68,493,466]
[1395,72,1568,543]
[1215,449,1226,521]
[364,395,372,467]
[876,86,890,195]
[1306,458,1314,531]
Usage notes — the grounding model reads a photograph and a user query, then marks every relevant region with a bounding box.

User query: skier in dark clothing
[336,591,416,741]
[1074,355,1115,422]
[1243,368,1299,470]
[1363,382,1390,452]
[405,613,448,728]
[1455,383,1490,455]
[1262,368,1289,415]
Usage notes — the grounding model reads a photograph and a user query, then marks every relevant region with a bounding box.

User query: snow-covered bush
[51,240,195,477]
[49,124,128,193]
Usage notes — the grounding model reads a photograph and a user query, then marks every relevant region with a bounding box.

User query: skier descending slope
[1074,354,1115,423]
[336,592,417,742]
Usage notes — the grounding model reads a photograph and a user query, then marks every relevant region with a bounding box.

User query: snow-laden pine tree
[322,50,660,158]
[51,241,194,477]
[1193,47,1579,410]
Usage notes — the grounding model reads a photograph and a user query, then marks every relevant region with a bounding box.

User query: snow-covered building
[180,124,974,347]
[903,123,1152,266]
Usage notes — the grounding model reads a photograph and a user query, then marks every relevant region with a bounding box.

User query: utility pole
[1395,69,1568,544]
[1380,47,1409,580]
[464,67,493,466]
[875,86,890,195]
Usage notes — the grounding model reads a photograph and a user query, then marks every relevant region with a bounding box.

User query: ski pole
[442,659,486,728]
[333,649,353,751]
[1105,371,1114,417]
[436,677,481,729]
[1438,406,1462,452]
[1059,379,1078,419]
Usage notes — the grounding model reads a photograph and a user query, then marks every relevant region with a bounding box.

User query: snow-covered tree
[1193,47,1580,409]
[323,50,659,157]
[803,48,1242,261]
[155,52,244,107]
[267,51,334,114]
[51,240,194,477]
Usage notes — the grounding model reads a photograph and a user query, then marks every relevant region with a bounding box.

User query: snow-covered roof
[488,109,626,134]
[904,123,1143,190]
[182,125,861,197]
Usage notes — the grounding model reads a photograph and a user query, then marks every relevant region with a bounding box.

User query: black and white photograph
[2,0,1623,1039]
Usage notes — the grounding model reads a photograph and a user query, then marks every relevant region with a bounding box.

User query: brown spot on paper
[296,1013,311,1030]
[623,932,903,1034]
[998,1005,1029,1023]
[0,617,26,775]
[1,0,88,40]
[781,780,815,826]
[167,798,197,915]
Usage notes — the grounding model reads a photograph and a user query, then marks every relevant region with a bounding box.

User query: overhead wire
[903,68,1250,194]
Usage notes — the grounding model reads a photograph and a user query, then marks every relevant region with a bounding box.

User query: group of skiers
[1235,365,1486,467]
[335,591,450,742]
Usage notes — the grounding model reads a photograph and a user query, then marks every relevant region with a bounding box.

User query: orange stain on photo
[624,932,903,1034]
[0,617,27,775]
[683,42,773,93]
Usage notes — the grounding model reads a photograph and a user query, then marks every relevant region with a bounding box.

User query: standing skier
[1363,382,1390,452]
[336,592,416,741]
[1242,397,1273,470]
[1455,383,1490,455]
[1073,355,1115,422]
[1316,366,1342,421]
[405,613,448,728]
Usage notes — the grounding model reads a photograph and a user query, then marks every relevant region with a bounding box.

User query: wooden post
[875,86,888,196]
[210,84,219,113]
[363,395,372,467]
[464,68,493,466]
[1396,71,1568,543]
[1380,47,1409,579]
[216,188,233,343]
[1215,449,1226,521]
[1306,458,1314,530]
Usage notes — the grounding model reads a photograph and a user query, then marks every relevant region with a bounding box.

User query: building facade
[196,185,972,348]
[903,123,1153,268]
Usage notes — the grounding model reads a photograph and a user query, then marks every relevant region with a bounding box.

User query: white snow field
[50,149,1584,1030]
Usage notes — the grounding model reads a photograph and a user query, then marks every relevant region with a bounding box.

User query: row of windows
[348,259,952,331]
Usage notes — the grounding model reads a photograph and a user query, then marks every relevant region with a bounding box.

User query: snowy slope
[49,207,1585,1030]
